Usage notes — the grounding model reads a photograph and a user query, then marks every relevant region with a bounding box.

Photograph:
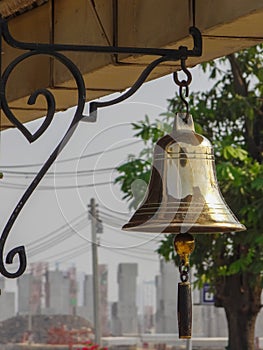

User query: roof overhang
[0,0,48,19]
[1,0,263,129]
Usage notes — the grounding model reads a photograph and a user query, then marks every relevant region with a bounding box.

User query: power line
[98,212,161,241]
[99,214,125,227]
[0,180,113,190]
[28,231,74,257]
[101,237,158,254]
[99,209,130,220]
[26,212,89,259]
[58,245,92,263]
[0,140,142,169]
[27,218,88,257]
[100,244,157,262]
[27,212,87,248]
[1,167,116,178]
[100,204,132,218]
[42,243,91,263]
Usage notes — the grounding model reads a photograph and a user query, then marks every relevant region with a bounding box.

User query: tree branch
[227,54,248,97]
[227,54,262,162]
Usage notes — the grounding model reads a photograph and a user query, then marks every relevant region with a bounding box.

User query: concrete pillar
[0,277,15,321]
[117,263,138,334]
[17,273,32,315]
[155,260,178,333]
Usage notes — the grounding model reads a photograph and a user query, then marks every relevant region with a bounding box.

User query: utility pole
[28,271,33,334]
[89,198,101,346]
[186,338,192,350]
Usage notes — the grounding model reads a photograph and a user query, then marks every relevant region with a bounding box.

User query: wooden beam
[0,0,48,19]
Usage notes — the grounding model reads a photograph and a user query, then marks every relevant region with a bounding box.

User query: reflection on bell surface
[122,113,246,234]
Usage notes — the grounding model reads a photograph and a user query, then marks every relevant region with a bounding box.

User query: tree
[115,45,263,350]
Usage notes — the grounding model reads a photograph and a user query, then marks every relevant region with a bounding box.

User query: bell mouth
[122,221,246,234]
[122,198,246,234]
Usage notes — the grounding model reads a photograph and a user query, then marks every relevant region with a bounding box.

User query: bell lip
[122,222,246,234]
[179,336,192,339]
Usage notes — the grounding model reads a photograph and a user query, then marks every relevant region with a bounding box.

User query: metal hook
[179,85,189,117]
[173,58,192,122]
[173,58,192,87]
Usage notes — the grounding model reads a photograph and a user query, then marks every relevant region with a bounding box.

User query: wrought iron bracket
[0,18,202,278]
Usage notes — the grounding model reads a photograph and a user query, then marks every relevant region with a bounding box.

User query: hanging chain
[173,58,192,121]
[174,233,195,283]
[179,260,190,283]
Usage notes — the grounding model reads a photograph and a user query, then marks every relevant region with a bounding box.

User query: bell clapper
[173,233,195,339]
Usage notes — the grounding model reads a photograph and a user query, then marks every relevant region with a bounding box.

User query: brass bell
[122,113,245,234]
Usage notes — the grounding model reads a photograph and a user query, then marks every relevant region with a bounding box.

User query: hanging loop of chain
[173,58,192,121]
[179,260,190,283]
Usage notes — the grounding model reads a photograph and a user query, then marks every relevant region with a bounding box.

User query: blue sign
[202,283,215,304]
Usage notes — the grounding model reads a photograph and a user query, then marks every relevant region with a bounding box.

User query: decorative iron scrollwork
[0,18,202,278]
[0,46,86,278]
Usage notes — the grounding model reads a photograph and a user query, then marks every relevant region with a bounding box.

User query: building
[193,287,263,338]
[78,264,108,335]
[99,264,109,335]
[138,280,156,333]
[0,278,15,321]
[17,262,47,316]
[110,302,122,336]
[43,269,71,315]
[78,274,93,323]
[155,260,179,333]
[190,282,227,337]
[17,273,32,315]
[116,263,138,335]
